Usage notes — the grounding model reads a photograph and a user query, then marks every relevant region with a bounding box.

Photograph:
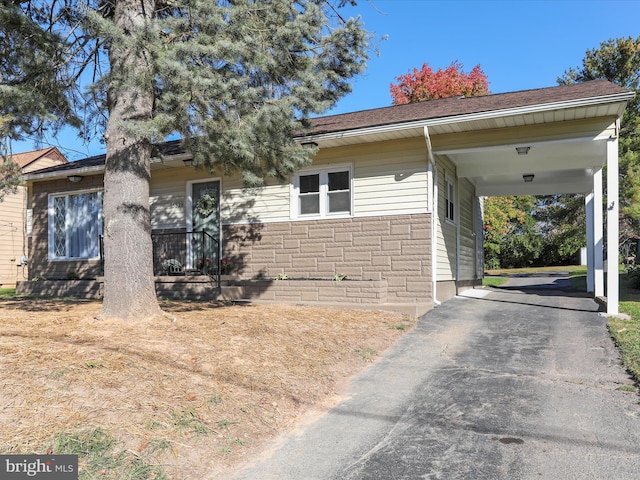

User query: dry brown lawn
[0,298,414,479]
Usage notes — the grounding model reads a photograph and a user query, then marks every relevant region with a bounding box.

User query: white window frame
[444,175,456,224]
[48,189,103,260]
[290,164,353,220]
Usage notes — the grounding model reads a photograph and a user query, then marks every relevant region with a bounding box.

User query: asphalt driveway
[228,273,640,480]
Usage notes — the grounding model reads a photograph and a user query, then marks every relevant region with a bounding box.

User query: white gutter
[424,126,441,306]
[300,92,635,145]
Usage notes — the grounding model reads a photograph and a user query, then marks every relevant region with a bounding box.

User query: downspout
[424,126,441,306]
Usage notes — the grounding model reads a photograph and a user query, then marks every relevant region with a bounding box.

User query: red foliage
[390,61,490,105]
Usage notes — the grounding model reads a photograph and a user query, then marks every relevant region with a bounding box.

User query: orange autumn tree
[390,61,489,104]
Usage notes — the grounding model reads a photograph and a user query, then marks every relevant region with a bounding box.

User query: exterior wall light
[301,141,319,148]
[523,173,535,183]
[67,175,83,183]
[516,146,531,155]
[183,159,194,167]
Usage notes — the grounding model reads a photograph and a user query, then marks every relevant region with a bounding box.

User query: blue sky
[14,0,640,160]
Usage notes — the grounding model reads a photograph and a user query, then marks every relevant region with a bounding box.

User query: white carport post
[585,193,594,293]
[593,167,605,298]
[606,131,620,316]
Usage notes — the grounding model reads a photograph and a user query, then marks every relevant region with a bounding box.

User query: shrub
[627,264,640,289]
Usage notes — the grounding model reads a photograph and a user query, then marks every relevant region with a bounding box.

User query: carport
[425,80,635,315]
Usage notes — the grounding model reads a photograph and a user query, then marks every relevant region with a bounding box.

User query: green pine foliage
[1,0,370,187]
[0,3,81,141]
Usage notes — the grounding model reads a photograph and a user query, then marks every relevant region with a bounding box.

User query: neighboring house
[20,80,634,315]
[0,147,67,287]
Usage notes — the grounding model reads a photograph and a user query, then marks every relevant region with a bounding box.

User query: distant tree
[1,0,370,321]
[390,61,489,105]
[559,36,640,246]
[483,196,539,270]
[535,194,586,265]
[0,153,21,202]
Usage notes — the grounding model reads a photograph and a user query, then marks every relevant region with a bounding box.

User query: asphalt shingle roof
[308,79,631,135]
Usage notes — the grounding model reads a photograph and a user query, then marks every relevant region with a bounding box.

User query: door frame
[185,177,222,271]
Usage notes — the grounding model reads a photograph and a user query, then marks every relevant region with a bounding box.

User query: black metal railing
[100,230,220,286]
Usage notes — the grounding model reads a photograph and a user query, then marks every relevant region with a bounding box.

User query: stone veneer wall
[222,213,433,305]
[30,175,104,280]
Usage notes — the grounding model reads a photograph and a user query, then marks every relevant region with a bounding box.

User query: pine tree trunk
[100,0,162,321]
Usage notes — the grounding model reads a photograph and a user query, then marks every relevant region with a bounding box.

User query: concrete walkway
[228,274,640,479]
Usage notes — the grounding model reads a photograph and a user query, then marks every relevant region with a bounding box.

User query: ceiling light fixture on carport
[523,173,535,183]
[516,146,531,155]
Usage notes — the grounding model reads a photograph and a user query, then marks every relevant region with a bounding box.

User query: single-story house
[19,80,634,316]
[0,147,67,287]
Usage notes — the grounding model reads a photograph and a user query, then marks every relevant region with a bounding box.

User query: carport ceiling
[434,135,611,197]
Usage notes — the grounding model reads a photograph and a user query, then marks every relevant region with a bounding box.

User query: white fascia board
[298,92,635,145]
[22,164,106,182]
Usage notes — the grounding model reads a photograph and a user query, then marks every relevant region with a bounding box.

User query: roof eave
[297,91,636,144]
[23,164,106,182]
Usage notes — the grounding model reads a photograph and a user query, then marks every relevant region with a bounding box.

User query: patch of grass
[617,384,638,393]
[485,265,585,276]
[389,315,417,331]
[482,276,508,287]
[609,273,640,384]
[229,437,245,446]
[608,314,640,383]
[390,324,409,331]
[216,419,236,431]
[171,409,212,436]
[84,360,104,369]
[355,347,377,362]
[0,287,17,298]
[53,428,167,480]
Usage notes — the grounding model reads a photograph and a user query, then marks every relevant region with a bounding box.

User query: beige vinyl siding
[149,166,291,227]
[458,178,477,281]
[222,176,290,224]
[435,157,457,281]
[221,137,430,224]
[22,157,65,174]
[149,168,194,229]
[2,155,66,286]
[312,137,429,218]
[148,137,430,228]
[0,186,27,285]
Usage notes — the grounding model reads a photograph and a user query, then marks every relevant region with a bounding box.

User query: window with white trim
[444,176,455,223]
[292,167,352,218]
[48,191,103,259]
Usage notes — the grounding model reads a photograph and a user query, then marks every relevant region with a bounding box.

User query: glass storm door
[190,181,220,274]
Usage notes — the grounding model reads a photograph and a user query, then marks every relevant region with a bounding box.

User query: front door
[190,180,220,274]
